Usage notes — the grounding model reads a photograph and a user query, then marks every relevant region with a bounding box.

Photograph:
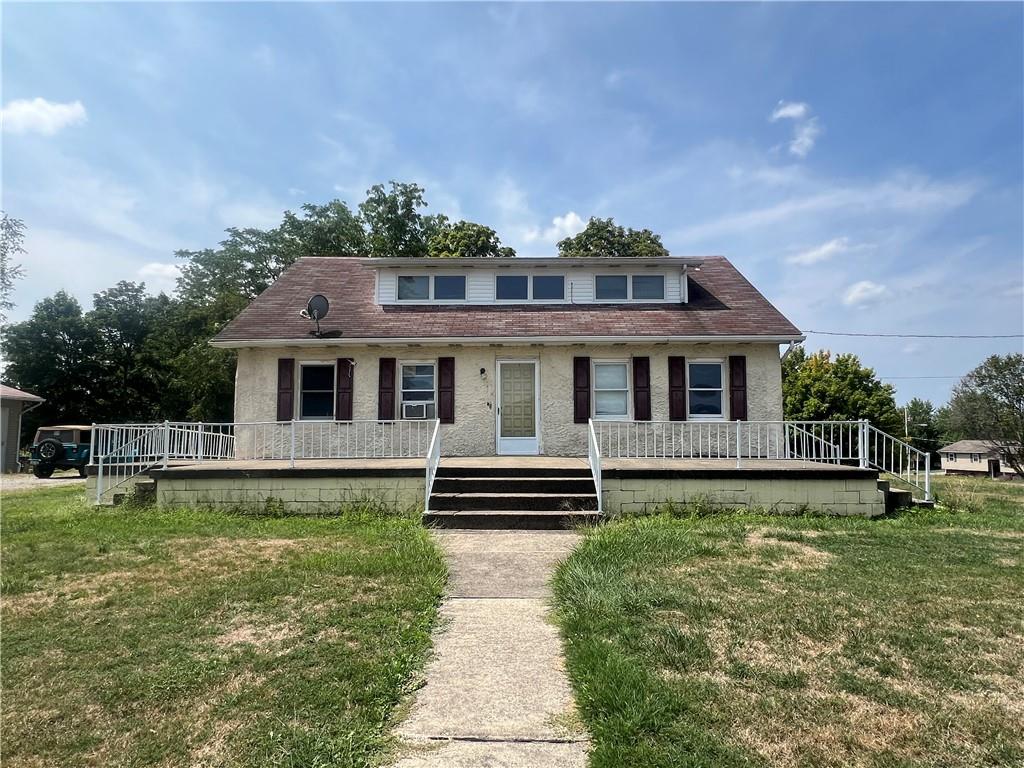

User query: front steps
[425,464,600,529]
[877,479,934,513]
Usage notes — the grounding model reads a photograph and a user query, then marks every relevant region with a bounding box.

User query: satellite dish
[300,294,330,337]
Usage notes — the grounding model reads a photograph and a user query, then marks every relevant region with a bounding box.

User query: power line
[878,375,963,380]
[806,330,1024,339]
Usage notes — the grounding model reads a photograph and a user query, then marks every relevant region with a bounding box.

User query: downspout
[16,399,44,472]
[780,340,802,363]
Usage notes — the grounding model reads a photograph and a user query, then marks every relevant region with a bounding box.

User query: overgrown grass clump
[553,476,1023,768]
[1,485,447,768]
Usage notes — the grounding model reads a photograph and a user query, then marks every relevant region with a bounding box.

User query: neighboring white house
[210,255,804,458]
[0,384,45,473]
[939,440,1022,478]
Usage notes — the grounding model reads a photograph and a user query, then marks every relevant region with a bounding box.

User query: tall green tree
[0,212,27,329]
[427,220,515,259]
[2,292,100,438]
[782,346,901,433]
[557,217,669,259]
[939,354,1024,475]
[901,397,943,455]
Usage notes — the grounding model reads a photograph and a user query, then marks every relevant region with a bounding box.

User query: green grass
[1,485,447,768]
[553,476,1024,768]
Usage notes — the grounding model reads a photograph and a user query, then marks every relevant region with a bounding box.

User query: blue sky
[3,2,1022,405]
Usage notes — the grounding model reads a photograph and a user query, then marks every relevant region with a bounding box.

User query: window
[397,275,429,301]
[496,275,529,300]
[593,361,630,419]
[299,363,335,420]
[632,274,665,300]
[433,275,466,300]
[946,453,955,461]
[532,275,565,301]
[971,453,981,462]
[595,274,628,300]
[687,361,724,419]
[400,362,436,419]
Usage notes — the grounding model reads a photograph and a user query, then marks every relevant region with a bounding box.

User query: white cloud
[1,97,87,135]
[769,100,820,158]
[217,201,283,229]
[138,262,182,295]
[770,101,809,122]
[786,236,852,265]
[789,117,821,158]
[843,280,887,307]
[523,211,586,244]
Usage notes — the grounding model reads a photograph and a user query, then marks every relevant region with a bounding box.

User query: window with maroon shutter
[729,355,748,421]
[335,358,354,421]
[668,356,687,421]
[632,356,651,421]
[378,358,396,421]
[276,358,295,421]
[437,357,455,424]
[573,356,590,423]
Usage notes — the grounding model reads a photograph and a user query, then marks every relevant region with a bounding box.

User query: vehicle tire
[37,438,65,462]
[78,466,88,478]
[33,463,55,479]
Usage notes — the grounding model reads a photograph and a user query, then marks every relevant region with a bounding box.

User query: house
[1,384,45,473]
[87,255,930,519]
[210,255,800,456]
[939,440,1022,478]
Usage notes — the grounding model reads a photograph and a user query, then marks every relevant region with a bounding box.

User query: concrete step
[429,492,598,512]
[436,466,591,479]
[884,487,914,515]
[432,476,597,494]
[423,510,600,530]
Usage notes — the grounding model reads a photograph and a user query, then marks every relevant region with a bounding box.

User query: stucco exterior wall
[1,401,24,474]
[234,342,783,457]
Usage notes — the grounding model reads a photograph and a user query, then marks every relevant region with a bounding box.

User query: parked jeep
[29,425,92,478]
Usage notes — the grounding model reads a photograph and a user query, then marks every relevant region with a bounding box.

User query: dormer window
[397,274,466,301]
[496,275,529,300]
[632,275,665,300]
[595,275,628,300]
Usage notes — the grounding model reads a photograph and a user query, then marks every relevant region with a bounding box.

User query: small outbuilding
[1,384,45,473]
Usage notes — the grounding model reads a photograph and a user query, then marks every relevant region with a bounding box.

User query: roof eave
[367,256,707,269]
[210,333,806,349]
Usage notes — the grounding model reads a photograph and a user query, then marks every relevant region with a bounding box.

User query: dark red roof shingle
[211,256,801,344]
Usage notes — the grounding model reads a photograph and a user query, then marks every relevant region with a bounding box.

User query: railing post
[859,420,868,469]
[89,423,96,466]
[196,422,204,464]
[96,453,104,505]
[924,453,932,502]
[290,420,296,468]
[735,420,742,468]
[162,420,170,469]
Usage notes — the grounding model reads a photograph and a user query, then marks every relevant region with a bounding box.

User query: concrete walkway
[391,531,588,768]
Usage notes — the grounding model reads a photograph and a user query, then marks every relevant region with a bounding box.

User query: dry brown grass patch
[745,528,833,570]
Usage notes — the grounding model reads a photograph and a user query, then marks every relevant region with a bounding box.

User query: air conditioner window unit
[402,402,427,419]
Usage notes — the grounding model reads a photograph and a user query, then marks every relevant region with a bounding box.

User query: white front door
[496,360,539,455]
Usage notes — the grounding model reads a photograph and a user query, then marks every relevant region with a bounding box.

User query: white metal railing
[866,423,932,502]
[91,420,438,504]
[424,420,441,512]
[591,419,931,501]
[587,419,602,514]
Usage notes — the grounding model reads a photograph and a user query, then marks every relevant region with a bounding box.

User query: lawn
[553,475,1024,768]
[1,485,447,768]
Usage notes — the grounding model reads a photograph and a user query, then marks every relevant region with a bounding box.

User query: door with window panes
[496,360,539,454]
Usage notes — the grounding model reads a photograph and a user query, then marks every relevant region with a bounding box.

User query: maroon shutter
[276,358,295,421]
[335,358,353,421]
[632,357,651,421]
[573,357,590,424]
[729,355,748,421]
[668,356,687,421]
[438,357,455,424]
[378,358,396,421]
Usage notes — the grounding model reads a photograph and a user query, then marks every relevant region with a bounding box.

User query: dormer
[372,256,704,306]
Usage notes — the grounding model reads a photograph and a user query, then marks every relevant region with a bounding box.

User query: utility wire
[806,330,1023,339]
[878,375,963,380]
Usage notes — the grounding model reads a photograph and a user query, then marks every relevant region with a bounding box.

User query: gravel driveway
[2,472,86,493]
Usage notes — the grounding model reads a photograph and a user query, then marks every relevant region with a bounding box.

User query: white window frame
[395,274,467,303]
[531,274,566,302]
[971,453,981,462]
[493,273,569,303]
[592,359,632,421]
[399,360,437,420]
[686,358,726,421]
[593,272,668,303]
[297,360,337,421]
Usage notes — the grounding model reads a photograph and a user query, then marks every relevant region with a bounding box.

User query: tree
[359,181,436,259]
[2,292,100,438]
[782,346,902,433]
[940,354,1024,475]
[0,212,26,328]
[557,217,669,259]
[427,220,515,259]
[901,397,943,456]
